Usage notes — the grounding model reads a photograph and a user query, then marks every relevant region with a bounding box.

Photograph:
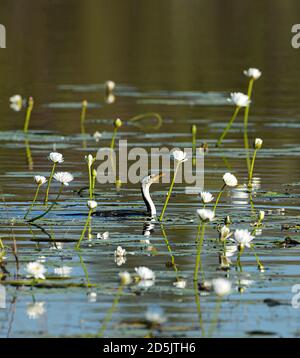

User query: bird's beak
[152,172,165,182]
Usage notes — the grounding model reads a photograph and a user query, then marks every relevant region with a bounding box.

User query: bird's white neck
[142,184,156,217]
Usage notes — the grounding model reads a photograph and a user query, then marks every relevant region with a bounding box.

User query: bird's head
[141,173,165,187]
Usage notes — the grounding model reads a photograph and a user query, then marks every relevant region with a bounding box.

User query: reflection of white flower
[114,246,126,257]
[135,266,155,281]
[88,292,97,303]
[54,266,72,277]
[243,68,262,80]
[87,200,97,210]
[93,131,102,142]
[27,302,46,319]
[50,242,63,250]
[34,175,47,185]
[223,173,238,187]
[173,280,187,289]
[26,262,46,280]
[212,278,232,296]
[233,229,254,249]
[53,172,74,186]
[49,152,64,164]
[115,256,126,266]
[200,191,214,204]
[137,280,155,289]
[172,150,188,163]
[97,232,109,240]
[145,305,166,325]
[197,208,215,222]
[228,92,250,107]
[119,271,132,285]
[225,245,238,257]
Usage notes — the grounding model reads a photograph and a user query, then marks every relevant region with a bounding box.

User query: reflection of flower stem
[248,149,257,188]
[98,284,124,337]
[194,224,206,282]
[44,162,56,206]
[81,100,87,149]
[160,225,179,279]
[28,185,63,222]
[159,162,180,221]
[24,137,33,170]
[208,297,222,337]
[194,280,205,337]
[24,184,42,219]
[213,184,226,214]
[237,246,244,271]
[216,106,240,147]
[78,253,91,287]
[128,112,163,130]
[76,209,92,250]
[244,78,254,172]
[23,97,34,133]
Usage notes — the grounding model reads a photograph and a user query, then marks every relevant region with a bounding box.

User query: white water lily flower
[97,231,109,240]
[243,68,262,80]
[254,138,263,150]
[26,262,46,280]
[54,266,72,277]
[87,200,97,210]
[135,266,155,281]
[223,172,238,187]
[93,131,102,142]
[220,226,232,241]
[173,280,187,289]
[85,154,95,167]
[114,246,126,257]
[233,229,254,249]
[27,302,46,319]
[119,271,132,285]
[34,175,47,185]
[212,278,232,296]
[200,191,214,204]
[9,94,23,111]
[228,92,250,107]
[172,150,188,163]
[197,208,215,222]
[88,292,97,303]
[48,152,64,164]
[105,80,116,92]
[53,172,74,186]
[10,94,22,104]
[145,305,166,325]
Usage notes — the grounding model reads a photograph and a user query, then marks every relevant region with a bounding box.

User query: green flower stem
[23,97,34,133]
[0,237,4,251]
[248,148,258,187]
[44,162,56,205]
[98,284,124,337]
[192,125,197,167]
[161,225,179,278]
[215,106,240,147]
[80,100,87,133]
[28,184,63,223]
[92,171,97,198]
[244,78,254,172]
[237,246,244,272]
[213,183,226,214]
[194,280,205,337]
[110,127,118,150]
[76,209,92,250]
[194,223,206,282]
[24,184,41,219]
[159,162,180,221]
[250,244,264,270]
[88,164,93,199]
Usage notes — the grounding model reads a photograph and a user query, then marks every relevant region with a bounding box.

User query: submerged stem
[159,162,180,221]
[216,106,240,147]
[24,184,41,219]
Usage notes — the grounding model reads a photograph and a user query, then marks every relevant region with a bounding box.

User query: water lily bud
[92,169,97,178]
[105,80,115,93]
[87,200,97,210]
[114,118,122,128]
[225,215,232,225]
[254,138,263,150]
[259,210,265,221]
[119,271,131,285]
[223,173,238,187]
[82,99,88,107]
[191,124,197,135]
[85,154,94,167]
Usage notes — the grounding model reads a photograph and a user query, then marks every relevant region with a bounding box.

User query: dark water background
[0,0,300,337]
